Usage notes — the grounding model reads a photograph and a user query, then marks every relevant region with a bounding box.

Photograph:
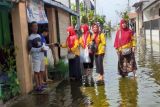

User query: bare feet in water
[97,75,104,81]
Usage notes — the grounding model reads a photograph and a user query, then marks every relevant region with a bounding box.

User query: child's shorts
[32,58,45,72]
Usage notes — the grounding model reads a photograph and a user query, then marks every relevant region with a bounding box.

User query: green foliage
[48,59,69,80]
[115,10,129,21]
[81,15,88,24]
[71,4,77,26]
[104,25,111,31]
[89,14,106,26]
[71,2,107,30]
[54,59,69,76]
[71,16,77,26]
[0,46,20,102]
[121,11,129,21]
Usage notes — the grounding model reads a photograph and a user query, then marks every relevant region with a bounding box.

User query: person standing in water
[114,19,137,77]
[79,24,94,84]
[60,26,82,80]
[92,23,106,81]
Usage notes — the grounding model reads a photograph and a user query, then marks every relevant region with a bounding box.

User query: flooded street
[9,32,160,107]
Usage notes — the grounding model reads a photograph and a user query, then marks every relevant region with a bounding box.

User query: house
[143,0,160,45]
[0,0,79,95]
[43,0,79,58]
[133,0,160,46]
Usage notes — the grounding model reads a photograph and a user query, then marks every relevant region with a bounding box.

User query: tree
[115,10,129,21]
[71,2,107,29]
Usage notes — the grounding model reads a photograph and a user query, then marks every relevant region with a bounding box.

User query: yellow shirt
[79,34,91,48]
[92,33,106,55]
[61,39,80,56]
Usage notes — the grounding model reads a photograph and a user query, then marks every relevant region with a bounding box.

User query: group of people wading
[28,19,137,91]
[58,19,137,82]
[59,23,106,83]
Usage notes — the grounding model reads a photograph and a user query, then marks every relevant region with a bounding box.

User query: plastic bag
[47,48,54,66]
[67,52,76,60]
[80,47,91,63]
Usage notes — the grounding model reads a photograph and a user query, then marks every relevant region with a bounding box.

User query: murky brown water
[9,32,160,107]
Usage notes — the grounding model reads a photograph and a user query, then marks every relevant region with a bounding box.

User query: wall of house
[46,7,59,63]
[144,18,160,45]
[142,0,160,50]
[58,9,71,57]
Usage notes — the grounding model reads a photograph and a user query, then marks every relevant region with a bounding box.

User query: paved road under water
[10,32,160,107]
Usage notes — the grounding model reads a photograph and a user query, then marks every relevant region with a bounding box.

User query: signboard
[26,0,48,24]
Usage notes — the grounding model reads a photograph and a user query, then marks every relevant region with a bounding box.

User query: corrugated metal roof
[132,0,149,7]
[43,0,79,16]
[143,0,160,10]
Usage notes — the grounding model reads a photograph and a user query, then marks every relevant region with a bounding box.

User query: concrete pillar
[136,16,139,37]
[11,2,33,94]
[46,7,59,63]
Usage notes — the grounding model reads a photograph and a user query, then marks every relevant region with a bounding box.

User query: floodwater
[9,32,160,107]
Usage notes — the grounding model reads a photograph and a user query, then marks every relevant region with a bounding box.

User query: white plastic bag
[80,47,90,63]
[47,48,54,66]
[67,52,76,60]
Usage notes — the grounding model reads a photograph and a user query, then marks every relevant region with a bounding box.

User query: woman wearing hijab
[114,19,137,77]
[60,26,81,80]
[79,24,94,83]
[92,23,106,81]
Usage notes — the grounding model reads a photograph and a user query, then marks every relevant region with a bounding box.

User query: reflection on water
[137,36,160,84]
[80,82,109,107]
[9,33,160,107]
[118,78,138,107]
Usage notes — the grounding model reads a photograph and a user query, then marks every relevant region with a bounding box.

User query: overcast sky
[71,0,139,26]
[96,0,138,25]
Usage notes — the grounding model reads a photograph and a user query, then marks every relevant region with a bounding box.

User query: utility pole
[76,0,80,29]
[127,0,131,12]
[94,0,96,15]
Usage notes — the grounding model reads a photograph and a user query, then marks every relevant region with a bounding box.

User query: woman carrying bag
[60,26,81,80]
[92,23,106,81]
[79,24,94,84]
[114,19,137,77]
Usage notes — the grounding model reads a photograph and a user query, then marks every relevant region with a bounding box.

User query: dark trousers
[69,56,82,80]
[83,53,94,69]
[95,54,104,75]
